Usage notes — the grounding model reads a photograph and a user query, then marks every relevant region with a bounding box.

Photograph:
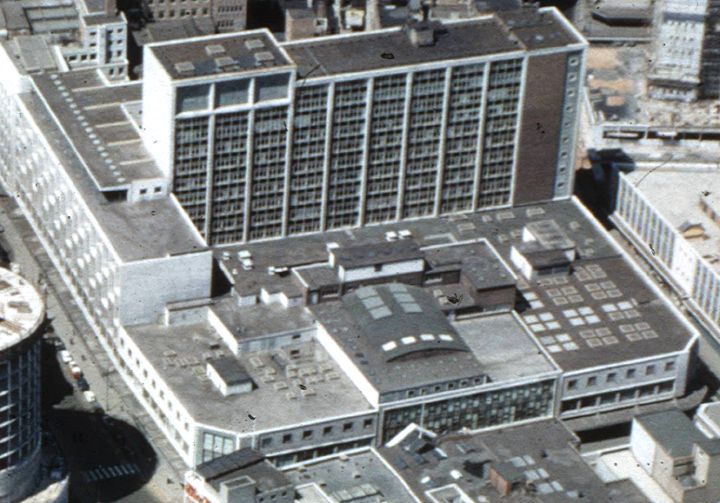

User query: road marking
[83,463,139,483]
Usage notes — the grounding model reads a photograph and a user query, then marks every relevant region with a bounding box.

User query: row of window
[260,418,374,448]
[566,361,676,391]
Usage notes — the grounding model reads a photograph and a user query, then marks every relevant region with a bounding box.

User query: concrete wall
[630,419,657,474]
[119,252,213,325]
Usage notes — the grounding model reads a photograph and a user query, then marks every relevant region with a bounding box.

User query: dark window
[282,433,292,444]
[587,376,597,387]
[302,430,312,440]
[322,426,333,436]
[646,365,656,376]
[363,419,373,429]
[567,379,577,390]
[665,361,676,372]
[607,373,616,383]
[343,422,353,432]
[626,368,636,379]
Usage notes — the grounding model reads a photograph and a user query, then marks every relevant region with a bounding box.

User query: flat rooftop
[147,30,293,80]
[454,313,557,382]
[0,267,44,351]
[32,70,161,190]
[216,199,694,373]
[623,166,720,274]
[282,7,581,80]
[20,77,206,262]
[284,449,416,503]
[126,321,372,433]
[380,419,649,502]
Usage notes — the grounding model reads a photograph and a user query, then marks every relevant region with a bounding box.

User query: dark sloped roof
[208,356,252,386]
[196,448,264,481]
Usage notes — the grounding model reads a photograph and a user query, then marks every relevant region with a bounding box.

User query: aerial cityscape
[0,0,718,502]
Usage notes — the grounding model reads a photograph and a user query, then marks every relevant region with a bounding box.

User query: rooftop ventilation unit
[174,61,195,74]
[215,56,236,69]
[205,44,226,56]
[238,250,252,260]
[254,51,274,63]
[385,231,398,242]
[245,38,265,50]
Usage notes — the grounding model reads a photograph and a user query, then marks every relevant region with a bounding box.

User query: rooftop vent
[174,61,195,74]
[206,357,254,397]
[254,51,274,64]
[205,44,226,56]
[215,56,236,69]
[245,38,265,50]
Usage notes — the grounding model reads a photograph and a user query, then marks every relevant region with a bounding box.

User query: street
[0,196,184,502]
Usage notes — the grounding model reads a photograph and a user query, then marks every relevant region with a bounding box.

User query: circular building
[0,268,45,503]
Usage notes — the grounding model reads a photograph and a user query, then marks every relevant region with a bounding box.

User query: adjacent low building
[630,410,720,503]
[381,419,650,502]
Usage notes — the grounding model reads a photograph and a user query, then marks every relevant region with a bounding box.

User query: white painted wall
[338,259,425,283]
[630,419,657,474]
[119,251,213,325]
[670,237,699,293]
[141,48,175,178]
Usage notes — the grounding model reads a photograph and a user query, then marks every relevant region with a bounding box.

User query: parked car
[70,365,83,380]
[76,377,89,392]
[58,350,72,364]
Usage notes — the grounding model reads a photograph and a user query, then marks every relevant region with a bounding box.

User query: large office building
[612,165,720,344]
[0,2,702,476]
[142,8,586,244]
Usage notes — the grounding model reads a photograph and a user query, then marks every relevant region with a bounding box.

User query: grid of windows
[382,380,554,442]
[402,69,446,218]
[365,74,406,223]
[201,431,235,463]
[478,59,523,208]
[288,85,328,234]
[248,106,288,240]
[441,63,485,214]
[174,117,210,234]
[0,339,42,470]
[210,112,249,244]
[327,80,368,229]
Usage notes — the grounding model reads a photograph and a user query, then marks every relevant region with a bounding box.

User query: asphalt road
[43,338,158,503]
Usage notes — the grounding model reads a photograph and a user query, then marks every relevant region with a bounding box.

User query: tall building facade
[142,9,587,245]
[0,268,45,503]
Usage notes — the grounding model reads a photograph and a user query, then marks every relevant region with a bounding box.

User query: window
[216,79,250,107]
[363,419,373,429]
[302,430,313,440]
[646,365,656,376]
[567,379,577,390]
[140,188,147,195]
[665,361,676,372]
[261,437,272,447]
[323,426,333,436]
[343,422,353,432]
[607,373,616,383]
[626,368,636,379]
[587,376,597,387]
[176,85,210,113]
[256,74,290,101]
[282,433,292,444]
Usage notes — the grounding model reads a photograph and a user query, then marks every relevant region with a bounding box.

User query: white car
[59,350,72,364]
[83,391,96,403]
